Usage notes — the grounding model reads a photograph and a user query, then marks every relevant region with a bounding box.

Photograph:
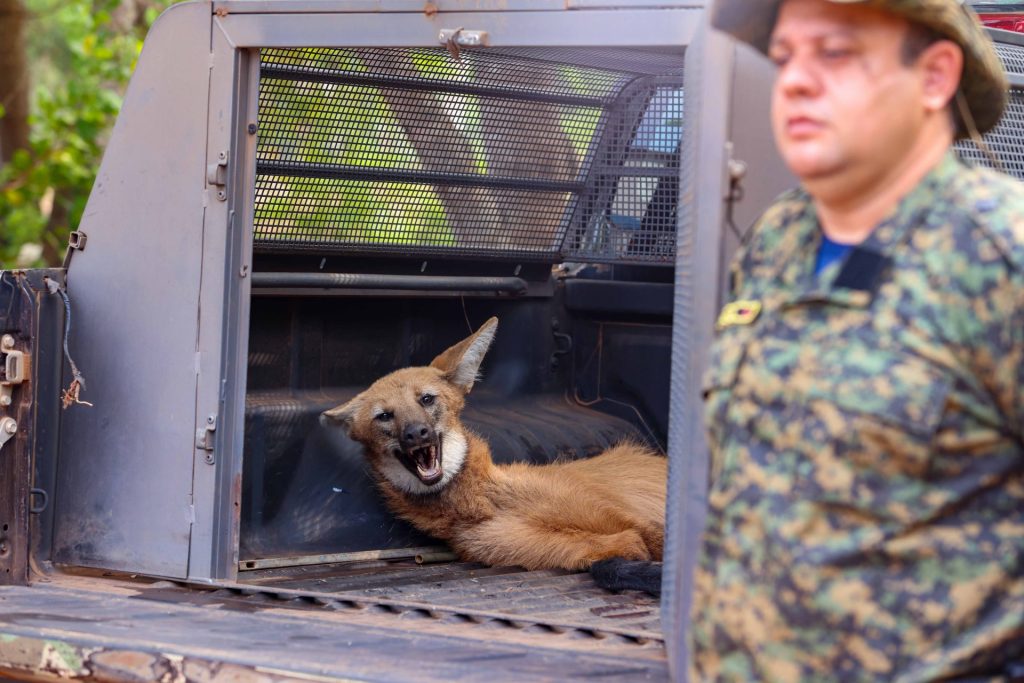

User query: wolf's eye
[420,394,435,407]
[374,411,393,422]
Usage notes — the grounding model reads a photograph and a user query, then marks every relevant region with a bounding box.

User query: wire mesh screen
[261,47,630,103]
[564,80,684,264]
[956,90,1024,180]
[488,48,686,77]
[956,42,1024,180]
[993,41,1024,75]
[254,47,684,261]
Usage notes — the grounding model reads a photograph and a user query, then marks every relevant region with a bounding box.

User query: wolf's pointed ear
[430,317,498,393]
[320,398,359,435]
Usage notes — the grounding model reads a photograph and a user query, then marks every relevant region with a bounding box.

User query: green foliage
[2,27,609,265]
[0,0,181,268]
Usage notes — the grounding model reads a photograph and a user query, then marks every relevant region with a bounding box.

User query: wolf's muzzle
[396,422,444,486]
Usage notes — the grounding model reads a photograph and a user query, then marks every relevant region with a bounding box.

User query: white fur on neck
[376,429,468,495]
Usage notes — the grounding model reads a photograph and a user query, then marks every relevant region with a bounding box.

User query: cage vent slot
[253,47,684,265]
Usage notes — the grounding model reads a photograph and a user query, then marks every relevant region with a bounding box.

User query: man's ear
[320,398,359,435]
[430,317,498,393]
[918,39,963,118]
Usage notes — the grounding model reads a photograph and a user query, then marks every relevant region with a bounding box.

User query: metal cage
[254,47,684,264]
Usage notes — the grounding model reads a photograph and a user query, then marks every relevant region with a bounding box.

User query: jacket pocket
[799,348,952,478]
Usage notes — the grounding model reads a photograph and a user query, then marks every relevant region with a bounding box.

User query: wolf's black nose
[402,422,433,446]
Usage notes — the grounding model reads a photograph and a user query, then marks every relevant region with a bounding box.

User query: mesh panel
[488,47,684,77]
[565,80,684,264]
[260,47,631,104]
[254,176,572,255]
[254,47,683,263]
[994,42,1024,76]
[258,80,601,183]
[957,89,1024,180]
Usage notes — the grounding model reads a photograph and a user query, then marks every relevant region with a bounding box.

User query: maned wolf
[320,317,667,591]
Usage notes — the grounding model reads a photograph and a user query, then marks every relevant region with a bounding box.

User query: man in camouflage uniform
[691,0,1024,680]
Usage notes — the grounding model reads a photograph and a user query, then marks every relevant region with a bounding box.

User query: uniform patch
[716,300,762,329]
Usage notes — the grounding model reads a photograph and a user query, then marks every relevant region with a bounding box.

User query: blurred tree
[0,0,31,166]
[0,0,180,268]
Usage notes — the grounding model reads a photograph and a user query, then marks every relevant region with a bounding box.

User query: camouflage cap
[710,0,1009,137]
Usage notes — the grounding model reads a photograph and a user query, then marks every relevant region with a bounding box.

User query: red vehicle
[976,2,1024,32]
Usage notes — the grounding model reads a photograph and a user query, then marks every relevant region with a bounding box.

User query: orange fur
[322,318,667,571]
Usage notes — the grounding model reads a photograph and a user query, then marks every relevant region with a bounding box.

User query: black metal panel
[0,269,64,585]
[563,280,674,318]
[570,321,672,452]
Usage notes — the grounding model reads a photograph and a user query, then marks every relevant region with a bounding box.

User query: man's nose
[775,54,821,98]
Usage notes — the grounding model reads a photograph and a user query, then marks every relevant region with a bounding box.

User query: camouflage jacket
[690,152,1024,682]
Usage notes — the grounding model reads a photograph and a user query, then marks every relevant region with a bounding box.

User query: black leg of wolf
[589,558,662,597]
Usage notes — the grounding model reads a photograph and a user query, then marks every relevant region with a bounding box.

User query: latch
[722,141,748,201]
[438,28,489,60]
[195,414,217,464]
[61,231,88,270]
[206,151,228,201]
[549,319,573,369]
[0,335,28,408]
[722,141,751,243]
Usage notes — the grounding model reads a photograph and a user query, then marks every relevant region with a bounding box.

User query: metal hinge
[0,334,28,409]
[438,28,489,60]
[0,417,17,454]
[61,231,88,270]
[207,151,228,202]
[722,141,748,200]
[195,413,217,464]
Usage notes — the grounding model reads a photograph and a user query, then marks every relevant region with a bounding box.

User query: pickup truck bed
[0,568,666,682]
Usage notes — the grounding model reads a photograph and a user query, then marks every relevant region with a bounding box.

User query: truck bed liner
[238,560,661,637]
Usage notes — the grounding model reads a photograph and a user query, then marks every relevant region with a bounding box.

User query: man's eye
[768,52,789,67]
[821,48,853,61]
[420,394,435,407]
[375,412,393,422]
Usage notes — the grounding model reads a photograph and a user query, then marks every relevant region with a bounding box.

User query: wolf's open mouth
[396,439,444,486]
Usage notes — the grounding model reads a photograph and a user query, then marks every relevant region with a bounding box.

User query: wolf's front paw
[590,558,662,596]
